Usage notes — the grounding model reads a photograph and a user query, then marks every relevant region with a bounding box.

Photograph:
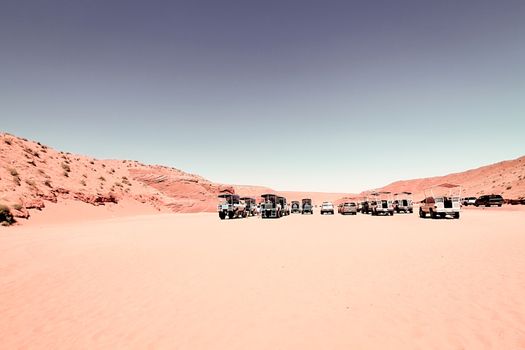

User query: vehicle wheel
[498,204,502,207]
[390,211,394,216]
[219,212,226,220]
[439,213,446,218]
[454,212,460,219]
[430,209,437,219]
[243,211,248,218]
[409,209,413,213]
[419,208,425,218]
[228,212,235,219]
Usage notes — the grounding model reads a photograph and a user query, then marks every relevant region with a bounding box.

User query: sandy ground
[2,210,525,349]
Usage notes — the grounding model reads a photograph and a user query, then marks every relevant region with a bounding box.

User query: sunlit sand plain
[2,208,525,349]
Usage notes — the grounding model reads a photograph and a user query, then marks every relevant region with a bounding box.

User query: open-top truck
[301,198,314,214]
[240,197,257,216]
[369,192,394,216]
[261,194,283,218]
[419,183,462,219]
[217,194,247,220]
[291,201,301,213]
[393,192,413,213]
[277,196,290,216]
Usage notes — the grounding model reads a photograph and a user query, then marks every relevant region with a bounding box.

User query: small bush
[44,180,52,187]
[80,180,86,186]
[63,171,69,177]
[25,179,36,187]
[27,160,36,166]
[12,203,23,211]
[82,173,87,178]
[98,176,106,182]
[61,162,71,172]
[38,169,46,175]
[506,186,512,190]
[114,182,123,188]
[0,204,15,225]
[4,138,12,145]
[89,160,95,165]
[9,168,18,177]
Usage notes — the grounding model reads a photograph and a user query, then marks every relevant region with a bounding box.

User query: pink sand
[2,210,525,349]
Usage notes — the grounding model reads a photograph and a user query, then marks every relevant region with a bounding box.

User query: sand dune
[2,210,525,349]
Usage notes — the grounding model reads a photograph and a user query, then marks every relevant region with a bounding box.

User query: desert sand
[2,209,525,349]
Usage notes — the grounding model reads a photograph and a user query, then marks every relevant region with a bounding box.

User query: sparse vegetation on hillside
[61,162,71,173]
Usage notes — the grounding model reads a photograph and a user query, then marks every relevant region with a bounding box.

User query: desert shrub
[98,176,106,181]
[44,180,52,187]
[0,204,15,225]
[82,173,87,178]
[80,180,86,186]
[63,171,69,177]
[89,160,95,165]
[4,138,12,145]
[27,160,36,166]
[25,179,36,187]
[9,168,18,176]
[102,164,106,168]
[506,186,512,190]
[38,169,46,175]
[61,162,71,172]
[114,182,123,187]
[12,203,22,210]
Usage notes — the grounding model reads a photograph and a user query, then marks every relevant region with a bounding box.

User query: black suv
[475,195,504,207]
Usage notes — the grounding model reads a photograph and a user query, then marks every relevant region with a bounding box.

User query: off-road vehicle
[462,197,477,206]
[261,194,283,218]
[240,197,257,216]
[320,202,335,215]
[301,198,314,214]
[277,196,290,216]
[419,183,461,219]
[369,192,394,216]
[291,201,301,213]
[475,194,503,207]
[339,202,357,215]
[393,192,413,213]
[217,194,247,220]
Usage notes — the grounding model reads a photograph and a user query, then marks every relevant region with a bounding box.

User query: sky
[1,0,524,192]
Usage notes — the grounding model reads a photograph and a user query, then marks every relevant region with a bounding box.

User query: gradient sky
[1,0,524,192]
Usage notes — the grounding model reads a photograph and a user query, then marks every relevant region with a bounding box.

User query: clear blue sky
[1,0,524,192]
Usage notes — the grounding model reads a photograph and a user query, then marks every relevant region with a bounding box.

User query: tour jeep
[240,197,257,216]
[369,192,394,216]
[393,192,413,213]
[261,194,283,218]
[301,198,314,214]
[217,194,247,220]
[419,183,462,219]
[291,201,301,213]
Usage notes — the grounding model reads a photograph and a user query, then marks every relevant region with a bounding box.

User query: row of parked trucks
[218,184,468,220]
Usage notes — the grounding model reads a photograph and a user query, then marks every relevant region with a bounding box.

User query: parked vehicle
[291,201,301,213]
[369,192,394,216]
[419,183,462,219]
[240,197,257,216]
[462,197,477,206]
[393,192,413,213]
[217,194,247,220]
[320,202,335,215]
[277,196,290,216]
[339,202,357,215]
[261,194,283,218]
[359,200,371,214]
[475,194,504,207]
[301,198,314,214]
